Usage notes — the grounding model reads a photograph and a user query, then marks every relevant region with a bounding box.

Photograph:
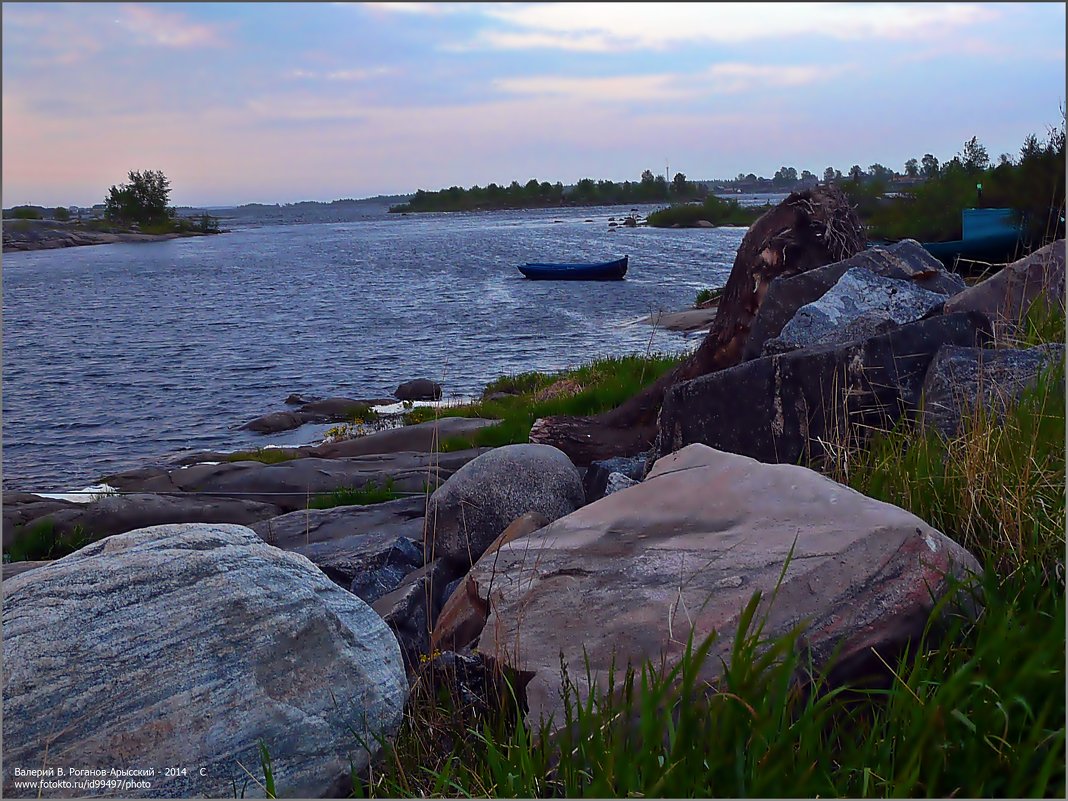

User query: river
[2,201,770,491]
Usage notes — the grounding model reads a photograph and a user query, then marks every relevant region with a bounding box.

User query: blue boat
[921,208,1023,267]
[517,255,628,280]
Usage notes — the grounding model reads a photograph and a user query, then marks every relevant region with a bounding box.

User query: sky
[2,2,1065,207]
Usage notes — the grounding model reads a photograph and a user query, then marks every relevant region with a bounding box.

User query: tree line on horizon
[389,170,711,213]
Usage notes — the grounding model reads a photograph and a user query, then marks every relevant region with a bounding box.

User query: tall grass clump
[825,302,1065,582]
[225,447,300,465]
[405,354,684,451]
[355,568,1063,797]
[308,479,404,509]
[5,520,97,562]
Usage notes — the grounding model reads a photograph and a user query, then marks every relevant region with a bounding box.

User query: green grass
[404,354,684,451]
[225,447,301,465]
[6,520,97,562]
[356,566,1062,798]
[694,287,725,307]
[308,479,405,509]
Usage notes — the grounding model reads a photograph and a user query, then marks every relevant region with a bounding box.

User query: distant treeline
[845,127,1066,246]
[390,171,709,213]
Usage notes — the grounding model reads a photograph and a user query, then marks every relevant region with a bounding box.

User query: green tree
[920,153,939,178]
[104,169,173,225]
[53,206,71,221]
[773,166,798,186]
[904,158,919,177]
[868,163,893,182]
[1019,133,1042,162]
[671,172,689,195]
[960,136,990,172]
[848,164,864,183]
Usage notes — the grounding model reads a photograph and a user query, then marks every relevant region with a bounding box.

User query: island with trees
[3,169,223,252]
[388,170,710,213]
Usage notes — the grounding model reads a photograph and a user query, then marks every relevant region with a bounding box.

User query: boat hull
[518,256,628,280]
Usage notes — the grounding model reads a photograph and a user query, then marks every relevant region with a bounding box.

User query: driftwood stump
[529,185,867,466]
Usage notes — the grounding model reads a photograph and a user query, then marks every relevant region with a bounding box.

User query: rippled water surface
[3,204,752,490]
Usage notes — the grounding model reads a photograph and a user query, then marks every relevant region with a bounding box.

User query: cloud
[116,5,225,48]
[288,66,396,81]
[1,6,105,66]
[494,62,845,104]
[494,74,694,103]
[359,2,462,14]
[462,3,999,51]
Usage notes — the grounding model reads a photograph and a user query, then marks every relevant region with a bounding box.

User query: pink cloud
[116,5,225,48]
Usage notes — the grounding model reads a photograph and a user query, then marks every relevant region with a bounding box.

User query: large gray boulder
[744,239,966,361]
[425,444,584,567]
[2,523,407,799]
[466,444,981,731]
[656,312,993,466]
[920,343,1065,438]
[764,267,949,355]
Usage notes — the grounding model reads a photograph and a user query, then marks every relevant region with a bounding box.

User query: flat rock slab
[744,239,966,361]
[921,343,1066,438]
[640,307,719,333]
[656,312,993,466]
[251,496,428,592]
[2,523,407,798]
[469,444,981,730]
[5,492,281,551]
[241,396,395,434]
[104,449,490,511]
[310,417,499,459]
[1,561,49,581]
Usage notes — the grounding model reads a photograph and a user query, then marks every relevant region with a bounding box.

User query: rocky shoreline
[2,228,1063,796]
[2,222,221,252]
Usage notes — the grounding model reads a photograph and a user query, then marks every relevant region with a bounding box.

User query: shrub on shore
[647,195,766,228]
